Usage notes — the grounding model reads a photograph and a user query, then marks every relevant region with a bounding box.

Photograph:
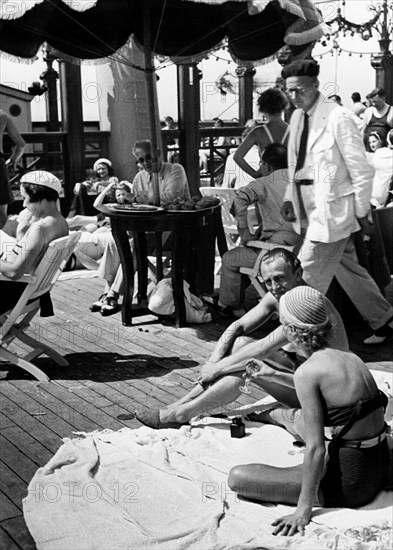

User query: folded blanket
[23,368,393,550]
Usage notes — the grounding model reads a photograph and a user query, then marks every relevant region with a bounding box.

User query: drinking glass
[239,359,261,394]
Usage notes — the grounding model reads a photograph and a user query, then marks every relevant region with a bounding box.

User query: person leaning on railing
[233,88,289,180]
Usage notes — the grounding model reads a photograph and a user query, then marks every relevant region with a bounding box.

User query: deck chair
[0,232,81,382]
[200,187,239,250]
[240,241,294,299]
[200,187,259,248]
[200,187,260,275]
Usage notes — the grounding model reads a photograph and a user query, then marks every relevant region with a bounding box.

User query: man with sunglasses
[132,140,190,203]
[281,59,393,345]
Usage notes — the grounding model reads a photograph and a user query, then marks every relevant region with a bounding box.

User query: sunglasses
[286,86,310,96]
[137,154,152,165]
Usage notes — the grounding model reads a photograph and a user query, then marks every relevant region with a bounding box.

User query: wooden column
[236,66,256,126]
[371,0,393,104]
[177,61,200,197]
[41,46,60,132]
[40,46,61,173]
[59,60,85,209]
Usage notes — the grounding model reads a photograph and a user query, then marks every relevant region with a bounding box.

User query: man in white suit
[281,60,393,345]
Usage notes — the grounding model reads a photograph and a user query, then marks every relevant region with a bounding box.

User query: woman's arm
[233,130,261,179]
[272,366,326,536]
[93,180,118,208]
[91,176,119,194]
[0,223,47,279]
[4,116,25,170]
[2,215,19,238]
[1,209,35,240]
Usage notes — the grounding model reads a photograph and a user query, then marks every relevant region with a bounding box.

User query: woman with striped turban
[228,286,390,536]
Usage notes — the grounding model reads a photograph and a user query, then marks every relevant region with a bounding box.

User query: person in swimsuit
[0,109,25,227]
[135,249,349,429]
[228,286,390,536]
[0,170,68,314]
[233,88,289,180]
[222,119,259,189]
[363,88,393,152]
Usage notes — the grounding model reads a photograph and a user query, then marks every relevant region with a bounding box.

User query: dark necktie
[296,113,309,172]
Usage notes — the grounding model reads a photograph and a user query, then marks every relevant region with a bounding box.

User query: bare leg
[228,463,303,504]
[248,407,305,440]
[162,335,255,411]
[165,383,205,408]
[228,461,324,506]
[160,373,244,424]
[157,352,299,424]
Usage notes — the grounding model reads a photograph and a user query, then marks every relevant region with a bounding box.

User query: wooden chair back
[199,187,239,249]
[0,232,82,381]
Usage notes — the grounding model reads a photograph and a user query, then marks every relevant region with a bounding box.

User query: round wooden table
[96,204,226,327]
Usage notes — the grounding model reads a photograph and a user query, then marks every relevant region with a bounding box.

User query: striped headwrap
[280,286,329,330]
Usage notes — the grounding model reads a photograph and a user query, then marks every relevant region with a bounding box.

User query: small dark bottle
[230,417,246,438]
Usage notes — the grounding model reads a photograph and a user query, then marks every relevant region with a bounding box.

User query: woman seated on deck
[228,286,390,537]
[0,170,68,314]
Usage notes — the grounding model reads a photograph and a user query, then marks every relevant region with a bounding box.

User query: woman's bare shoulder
[296,349,367,385]
[295,349,346,374]
[27,216,69,243]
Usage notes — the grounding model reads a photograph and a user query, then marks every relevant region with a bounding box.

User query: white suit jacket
[285,94,374,243]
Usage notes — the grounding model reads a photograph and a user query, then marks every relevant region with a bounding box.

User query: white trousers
[73,229,124,293]
[298,236,393,330]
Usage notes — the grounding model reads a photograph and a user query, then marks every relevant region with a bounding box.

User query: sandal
[100,296,120,317]
[90,293,107,312]
[135,408,186,429]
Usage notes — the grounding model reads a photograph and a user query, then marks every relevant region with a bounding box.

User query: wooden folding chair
[200,187,259,248]
[240,241,295,299]
[200,187,239,250]
[200,187,259,275]
[0,232,81,382]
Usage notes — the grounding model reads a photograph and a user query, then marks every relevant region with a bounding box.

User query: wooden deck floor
[0,275,392,549]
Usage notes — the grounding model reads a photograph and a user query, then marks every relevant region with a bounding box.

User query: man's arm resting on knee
[209,293,279,362]
[201,325,287,382]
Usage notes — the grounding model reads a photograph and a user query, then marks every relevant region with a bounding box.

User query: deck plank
[0,525,23,550]
[0,490,20,522]
[1,426,53,467]
[0,435,40,484]
[1,517,36,550]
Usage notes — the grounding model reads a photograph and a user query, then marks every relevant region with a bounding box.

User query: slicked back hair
[261,247,301,273]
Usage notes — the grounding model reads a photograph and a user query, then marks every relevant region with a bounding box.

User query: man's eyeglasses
[286,86,310,96]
